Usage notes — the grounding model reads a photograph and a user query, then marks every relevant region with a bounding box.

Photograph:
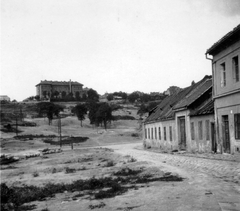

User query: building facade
[36,80,85,100]
[206,24,240,154]
[0,95,10,102]
[143,76,215,153]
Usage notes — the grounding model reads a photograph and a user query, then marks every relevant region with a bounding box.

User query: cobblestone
[108,143,240,211]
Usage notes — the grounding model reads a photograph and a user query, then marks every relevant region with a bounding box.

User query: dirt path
[107,143,240,211]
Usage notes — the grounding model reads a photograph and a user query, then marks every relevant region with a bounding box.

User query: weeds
[105,160,115,167]
[52,168,57,174]
[32,172,39,177]
[0,168,183,209]
[43,136,89,145]
[65,167,76,174]
[89,202,106,209]
[128,156,137,163]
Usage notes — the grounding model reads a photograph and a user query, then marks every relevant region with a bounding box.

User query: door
[222,115,230,153]
[179,118,186,150]
[211,122,216,153]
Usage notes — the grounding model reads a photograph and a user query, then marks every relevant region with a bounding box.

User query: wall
[190,114,214,153]
[143,119,177,151]
[215,93,240,154]
[175,110,191,152]
[213,40,240,97]
[212,39,240,154]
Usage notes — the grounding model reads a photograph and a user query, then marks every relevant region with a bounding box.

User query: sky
[1,0,240,101]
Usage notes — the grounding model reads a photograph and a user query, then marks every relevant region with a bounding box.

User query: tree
[37,102,64,125]
[74,104,88,127]
[96,103,113,130]
[87,100,99,125]
[128,92,139,103]
[87,89,99,101]
[35,95,40,101]
[137,104,148,117]
[107,94,114,101]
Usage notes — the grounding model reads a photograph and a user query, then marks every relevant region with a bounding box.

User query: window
[220,63,226,87]
[158,127,161,140]
[145,129,147,139]
[206,120,210,140]
[164,127,167,141]
[169,126,172,141]
[233,56,239,82]
[234,114,240,139]
[148,128,150,139]
[191,122,195,140]
[155,127,157,139]
[198,121,203,140]
[151,128,153,139]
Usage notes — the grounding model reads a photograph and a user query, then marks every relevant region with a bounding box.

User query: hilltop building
[36,80,86,100]
[0,95,10,102]
[206,24,240,153]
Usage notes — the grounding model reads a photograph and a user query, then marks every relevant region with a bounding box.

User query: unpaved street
[108,143,240,211]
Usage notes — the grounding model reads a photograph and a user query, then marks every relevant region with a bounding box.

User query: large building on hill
[206,24,240,154]
[0,95,10,102]
[36,80,86,100]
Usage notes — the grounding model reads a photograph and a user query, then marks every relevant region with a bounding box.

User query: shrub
[32,172,39,177]
[65,167,76,174]
[105,160,115,167]
[128,157,137,163]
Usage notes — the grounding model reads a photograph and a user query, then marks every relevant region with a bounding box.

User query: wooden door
[179,118,186,149]
[211,122,216,152]
[222,115,230,153]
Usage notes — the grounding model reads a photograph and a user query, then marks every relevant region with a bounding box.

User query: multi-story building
[206,24,240,154]
[0,95,10,102]
[36,80,85,100]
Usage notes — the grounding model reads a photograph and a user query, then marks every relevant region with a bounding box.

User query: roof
[190,99,214,116]
[206,24,240,55]
[144,75,212,124]
[173,76,212,110]
[36,80,83,86]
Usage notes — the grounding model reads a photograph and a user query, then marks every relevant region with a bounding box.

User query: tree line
[37,101,115,130]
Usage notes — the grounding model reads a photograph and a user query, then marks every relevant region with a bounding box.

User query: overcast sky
[1,0,240,101]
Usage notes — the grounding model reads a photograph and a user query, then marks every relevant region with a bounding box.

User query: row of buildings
[143,24,240,154]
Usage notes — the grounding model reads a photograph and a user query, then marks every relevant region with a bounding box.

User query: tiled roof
[190,99,214,116]
[144,75,212,124]
[206,24,240,55]
[36,80,83,86]
[173,76,212,110]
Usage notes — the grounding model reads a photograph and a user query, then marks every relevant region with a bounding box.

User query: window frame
[206,120,210,140]
[164,127,167,141]
[198,121,203,140]
[191,122,195,140]
[158,127,161,140]
[234,113,240,139]
[220,62,226,87]
[232,56,239,82]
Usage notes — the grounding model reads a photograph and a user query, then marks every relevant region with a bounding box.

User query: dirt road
[107,143,240,211]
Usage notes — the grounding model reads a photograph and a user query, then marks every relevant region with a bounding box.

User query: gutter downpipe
[205,53,221,153]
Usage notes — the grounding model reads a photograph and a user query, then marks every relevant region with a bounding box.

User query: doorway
[179,117,186,150]
[222,115,230,153]
[211,122,216,153]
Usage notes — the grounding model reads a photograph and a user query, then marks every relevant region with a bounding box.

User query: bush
[32,172,39,177]
[113,115,135,120]
[65,167,76,174]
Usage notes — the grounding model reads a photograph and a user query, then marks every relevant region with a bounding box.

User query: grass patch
[43,136,89,145]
